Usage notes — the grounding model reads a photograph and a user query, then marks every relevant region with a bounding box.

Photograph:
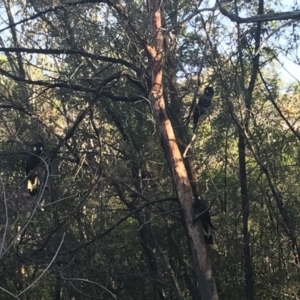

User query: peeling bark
[145,0,218,299]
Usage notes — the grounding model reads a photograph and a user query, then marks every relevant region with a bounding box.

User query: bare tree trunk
[235,0,264,297]
[145,1,218,299]
[238,134,254,300]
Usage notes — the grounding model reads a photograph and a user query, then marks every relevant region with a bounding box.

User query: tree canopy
[0,0,300,299]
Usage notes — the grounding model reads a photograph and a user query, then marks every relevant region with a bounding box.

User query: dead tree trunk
[145,1,219,299]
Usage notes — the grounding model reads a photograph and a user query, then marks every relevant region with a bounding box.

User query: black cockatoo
[192,195,215,244]
[25,142,43,196]
[193,86,214,131]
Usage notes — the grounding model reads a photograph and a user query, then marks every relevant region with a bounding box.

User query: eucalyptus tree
[0,0,299,299]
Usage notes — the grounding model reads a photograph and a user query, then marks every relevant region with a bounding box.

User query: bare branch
[61,276,117,299]
[0,68,144,102]
[17,233,65,297]
[254,19,299,56]
[0,176,8,258]
[217,0,300,24]
[0,48,141,73]
[3,155,50,258]
[83,198,176,247]
[0,66,94,92]
[0,286,20,299]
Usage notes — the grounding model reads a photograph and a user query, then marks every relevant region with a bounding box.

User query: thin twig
[3,155,50,257]
[17,233,65,297]
[0,175,8,258]
[254,19,299,56]
[61,276,117,299]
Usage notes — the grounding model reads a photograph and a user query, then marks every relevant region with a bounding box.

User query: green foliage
[0,0,300,299]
